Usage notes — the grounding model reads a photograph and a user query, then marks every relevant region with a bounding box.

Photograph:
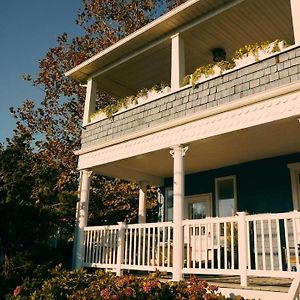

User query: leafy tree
[10,0,188,227]
[0,131,79,296]
[3,0,188,296]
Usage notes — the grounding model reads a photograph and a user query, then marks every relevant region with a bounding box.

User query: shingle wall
[81,46,300,148]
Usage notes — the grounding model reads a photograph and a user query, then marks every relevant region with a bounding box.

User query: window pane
[165,189,173,221]
[216,177,236,217]
[218,178,234,199]
[188,202,206,219]
[219,198,235,217]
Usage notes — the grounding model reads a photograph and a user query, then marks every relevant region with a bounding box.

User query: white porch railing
[182,215,240,276]
[122,222,173,272]
[83,222,173,273]
[82,211,300,286]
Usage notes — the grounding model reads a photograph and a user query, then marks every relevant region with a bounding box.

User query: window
[288,163,300,210]
[165,187,173,221]
[215,176,237,217]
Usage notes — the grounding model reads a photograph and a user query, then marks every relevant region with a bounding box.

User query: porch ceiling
[93,116,300,184]
[66,0,294,99]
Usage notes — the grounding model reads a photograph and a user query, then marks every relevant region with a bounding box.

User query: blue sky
[0,0,84,143]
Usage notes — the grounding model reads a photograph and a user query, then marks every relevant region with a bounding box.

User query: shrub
[10,266,254,299]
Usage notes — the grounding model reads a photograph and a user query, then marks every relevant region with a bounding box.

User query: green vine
[182,39,288,87]
[90,82,170,120]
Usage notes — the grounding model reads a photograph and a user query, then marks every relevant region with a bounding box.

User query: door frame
[288,162,300,210]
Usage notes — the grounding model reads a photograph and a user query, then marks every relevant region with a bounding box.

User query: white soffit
[65,0,244,82]
[77,89,300,171]
[65,0,294,98]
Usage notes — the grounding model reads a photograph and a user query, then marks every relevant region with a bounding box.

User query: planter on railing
[90,85,170,122]
[183,40,288,87]
[233,40,287,68]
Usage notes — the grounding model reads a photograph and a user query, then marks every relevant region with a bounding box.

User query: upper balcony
[65,0,300,151]
[80,44,300,149]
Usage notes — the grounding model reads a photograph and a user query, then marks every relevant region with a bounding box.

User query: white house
[66,0,300,298]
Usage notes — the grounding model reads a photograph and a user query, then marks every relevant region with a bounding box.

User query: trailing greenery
[90,82,170,119]
[7,266,255,300]
[182,39,288,87]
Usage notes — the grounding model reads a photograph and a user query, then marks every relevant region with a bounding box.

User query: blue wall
[165,153,300,216]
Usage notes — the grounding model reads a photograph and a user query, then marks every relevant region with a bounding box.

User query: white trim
[76,80,300,157]
[291,0,300,43]
[288,162,300,211]
[215,175,237,217]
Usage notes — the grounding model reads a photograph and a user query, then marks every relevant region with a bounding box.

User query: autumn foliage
[2,0,191,298]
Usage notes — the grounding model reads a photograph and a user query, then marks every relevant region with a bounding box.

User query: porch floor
[195,275,292,293]
[150,274,293,293]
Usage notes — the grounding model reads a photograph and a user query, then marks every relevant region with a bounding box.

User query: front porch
[81,212,300,287]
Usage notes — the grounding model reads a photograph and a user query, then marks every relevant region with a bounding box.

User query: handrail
[287,272,300,300]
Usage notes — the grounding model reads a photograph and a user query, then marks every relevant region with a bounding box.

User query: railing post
[116,222,126,276]
[237,212,248,287]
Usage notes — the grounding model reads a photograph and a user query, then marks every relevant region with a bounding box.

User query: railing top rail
[182,216,238,225]
[246,211,300,221]
[84,221,174,231]
[84,224,120,231]
[126,221,173,229]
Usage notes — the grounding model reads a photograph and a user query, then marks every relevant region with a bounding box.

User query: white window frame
[184,193,212,220]
[215,175,237,217]
[288,162,300,211]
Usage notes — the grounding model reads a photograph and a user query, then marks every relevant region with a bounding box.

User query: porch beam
[138,182,147,223]
[82,78,97,126]
[94,163,164,186]
[291,0,300,44]
[170,144,188,281]
[171,33,185,91]
[74,169,92,269]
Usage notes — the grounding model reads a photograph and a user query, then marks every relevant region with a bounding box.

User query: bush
[8,266,253,299]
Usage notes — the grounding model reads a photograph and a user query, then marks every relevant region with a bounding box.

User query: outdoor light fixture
[212,47,226,62]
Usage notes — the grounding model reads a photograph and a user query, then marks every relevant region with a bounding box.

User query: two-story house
[66,0,300,298]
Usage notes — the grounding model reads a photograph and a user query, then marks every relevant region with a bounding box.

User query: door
[184,194,212,263]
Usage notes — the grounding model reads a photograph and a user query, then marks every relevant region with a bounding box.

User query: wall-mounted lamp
[212,48,226,62]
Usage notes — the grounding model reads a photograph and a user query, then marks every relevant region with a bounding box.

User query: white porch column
[82,78,97,126]
[74,169,92,269]
[171,33,185,91]
[291,0,300,43]
[138,182,147,223]
[170,145,188,281]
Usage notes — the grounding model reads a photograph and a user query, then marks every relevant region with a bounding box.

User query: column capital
[170,32,180,39]
[137,181,147,189]
[81,169,93,178]
[169,145,188,158]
